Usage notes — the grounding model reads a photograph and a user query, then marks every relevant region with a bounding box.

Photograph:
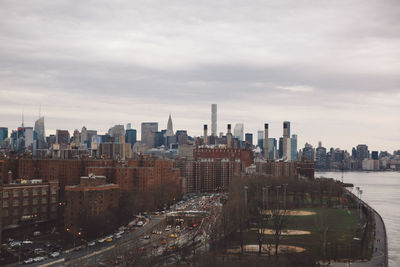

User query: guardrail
[345,188,388,267]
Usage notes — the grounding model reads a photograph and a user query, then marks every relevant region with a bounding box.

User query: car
[74,246,82,251]
[22,240,33,244]
[33,256,45,262]
[106,237,113,242]
[50,251,60,258]
[23,258,34,264]
[165,227,170,231]
[114,234,122,239]
[10,241,22,248]
[97,238,105,243]
[88,241,96,247]
[169,234,177,238]
[32,231,41,237]
[143,235,150,239]
[136,221,144,227]
[152,230,157,234]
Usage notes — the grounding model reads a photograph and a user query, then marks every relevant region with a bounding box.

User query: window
[51,205,57,212]
[33,198,38,205]
[2,209,8,217]
[42,198,47,204]
[23,189,29,196]
[42,188,47,195]
[32,207,38,213]
[13,190,20,197]
[33,188,38,196]
[3,191,9,198]
[23,208,29,215]
[13,199,19,207]
[51,187,57,194]
[13,209,18,216]
[51,196,56,203]
[41,206,47,213]
[3,200,8,208]
[23,198,29,206]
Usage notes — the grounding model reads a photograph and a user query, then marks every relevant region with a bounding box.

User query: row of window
[3,187,57,198]
[2,196,57,207]
[2,205,57,217]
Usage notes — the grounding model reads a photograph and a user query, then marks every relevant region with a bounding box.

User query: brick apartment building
[64,175,119,234]
[193,147,254,167]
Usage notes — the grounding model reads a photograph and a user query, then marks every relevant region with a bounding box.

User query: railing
[345,188,388,267]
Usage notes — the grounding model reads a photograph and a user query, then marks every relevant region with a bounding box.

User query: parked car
[143,235,150,239]
[106,237,113,242]
[50,251,60,258]
[88,241,96,247]
[23,258,34,264]
[33,256,45,262]
[97,238,105,243]
[74,246,82,251]
[115,234,122,239]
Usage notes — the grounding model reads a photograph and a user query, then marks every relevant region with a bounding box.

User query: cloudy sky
[1,0,399,152]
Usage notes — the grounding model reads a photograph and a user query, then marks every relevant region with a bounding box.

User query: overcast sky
[1,0,399,152]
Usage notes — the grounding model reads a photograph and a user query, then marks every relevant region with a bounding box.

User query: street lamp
[275,186,281,210]
[282,184,288,210]
[244,186,248,207]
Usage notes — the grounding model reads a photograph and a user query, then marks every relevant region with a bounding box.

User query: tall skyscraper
[126,123,132,130]
[34,117,46,149]
[316,144,327,169]
[290,134,298,161]
[283,121,291,137]
[109,125,125,143]
[245,133,253,146]
[356,144,369,160]
[0,127,8,148]
[211,104,217,136]
[282,122,290,159]
[257,130,264,152]
[141,122,158,147]
[268,138,277,160]
[263,123,269,159]
[166,114,174,136]
[233,123,244,142]
[56,130,70,149]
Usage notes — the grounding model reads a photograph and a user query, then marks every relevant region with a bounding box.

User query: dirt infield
[227,244,306,255]
[261,210,316,216]
[250,228,311,235]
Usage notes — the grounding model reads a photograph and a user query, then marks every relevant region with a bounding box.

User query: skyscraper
[56,130,70,149]
[34,117,46,149]
[141,122,158,147]
[211,104,217,136]
[233,123,244,142]
[283,121,291,137]
[166,114,174,136]
[268,138,277,160]
[316,144,327,169]
[290,134,298,161]
[245,133,253,146]
[263,123,269,159]
[257,130,263,152]
[282,122,290,159]
[0,127,8,148]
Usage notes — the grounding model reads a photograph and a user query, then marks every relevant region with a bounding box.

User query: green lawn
[229,207,365,261]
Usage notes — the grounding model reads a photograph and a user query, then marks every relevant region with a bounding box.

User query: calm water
[317,171,400,266]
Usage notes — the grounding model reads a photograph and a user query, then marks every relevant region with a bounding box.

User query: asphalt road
[17,215,166,267]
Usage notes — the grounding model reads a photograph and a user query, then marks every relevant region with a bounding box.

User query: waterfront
[317,171,400,266]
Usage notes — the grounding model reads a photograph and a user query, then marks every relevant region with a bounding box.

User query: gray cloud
[0,0,399,151]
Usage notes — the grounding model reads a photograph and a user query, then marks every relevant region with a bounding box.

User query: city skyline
[1,1,399,152]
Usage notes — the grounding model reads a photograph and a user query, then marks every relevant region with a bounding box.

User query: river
[317,171,400,266]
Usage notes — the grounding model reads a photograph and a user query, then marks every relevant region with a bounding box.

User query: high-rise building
[356,144,369,160]
[290,134,298,161]
[268,138,277,160]
[141,122,158,147]
[81,126,88,144]
[0,127,8,148]
[233,123,244,142]
[283,121,291,137]
[34,117,46,149]
[278,137,283,158]
[302,143,314,161]
[263,124,269,159]
[282,121,290,159]
[211,104,217,136]
[109,125,125,143]
[126,123,132,130]
[56,130,70,149]
[257,130,264,151]
[125,129,137,149]
[73,129,80,146]
[24,127,34,150]
[166,114,174,136]
[245,133,253,146]
[371,151,379,160]
[315,144,327,169]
